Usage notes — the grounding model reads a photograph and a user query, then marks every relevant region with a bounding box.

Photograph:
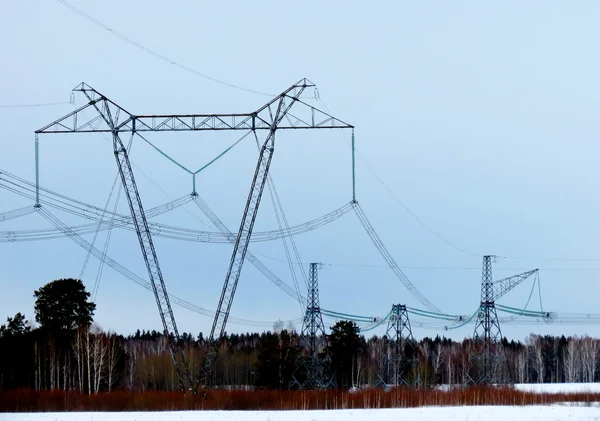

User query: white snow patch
[435,383,600,394]
[3,406,600,421]
[515,383,600,394]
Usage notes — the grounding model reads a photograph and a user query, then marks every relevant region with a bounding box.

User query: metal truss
[377,304,416,387]
[472,255,538,384]
[290,263,335,389]
[35,78,353,398]
[36,82,351,134]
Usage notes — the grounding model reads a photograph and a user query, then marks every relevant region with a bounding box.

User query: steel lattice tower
[378,304,416,387]
[472,255,503,385]
[472,256,539,385]
[290,263,335,389]
[36,80,353,398]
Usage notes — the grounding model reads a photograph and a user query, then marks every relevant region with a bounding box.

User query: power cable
[80,135,132,281]
[93,180,122,302]
[0,174,193,227]
[128,160,213,231]
[537,272,544,313]
[353,201,442,313]
[0,94,74,109]
[191,194,308,306]
[249,252,600,272]
[257,132,307,314]
[0,205,36,222]
[265,174,305,312]
[37,206,296,327]
[317,95,600,264]
[315,95,481,258]
[0,101,72,109]
[496,255,600,263]
[0,176,352,244]
[135,131,252,178]
[54,0,273,97]
[353,145,482,258]
[90,134,133,301]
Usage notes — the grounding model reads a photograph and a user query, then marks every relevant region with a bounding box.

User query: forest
[1,278,599,395]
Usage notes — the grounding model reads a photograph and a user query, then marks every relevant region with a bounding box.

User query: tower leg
[112,132,194,394]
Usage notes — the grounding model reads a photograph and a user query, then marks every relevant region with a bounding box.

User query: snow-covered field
[434,382,600,394]
[515,383,600,394]
[3,406,600,421]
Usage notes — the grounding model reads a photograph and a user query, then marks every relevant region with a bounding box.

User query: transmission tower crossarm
[36,79,353,134]
[35,84,133,134]
[492,269,539,301]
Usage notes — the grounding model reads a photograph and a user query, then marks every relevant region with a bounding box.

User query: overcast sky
[1,1,598,341]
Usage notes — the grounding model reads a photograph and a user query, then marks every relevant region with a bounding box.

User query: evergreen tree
[326,321,365,388]
[33,278,96,334]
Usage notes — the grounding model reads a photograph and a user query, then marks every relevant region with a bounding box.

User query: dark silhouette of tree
[0,313,34,390]
[326,320,365,388]
[255,330,300,389]
[33,278,96,334]
[0,312,31,337]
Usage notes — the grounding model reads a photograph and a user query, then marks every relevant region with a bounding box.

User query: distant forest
[1,278,598,393]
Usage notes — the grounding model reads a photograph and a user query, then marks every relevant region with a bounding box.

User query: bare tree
[91,325,107,393]
[417,341,431,387]
[72,327,86,393]
[445,347,453,385]
[106,332,120,392]
[526,334,544,383]
[515,348,527,384]
[581,336,599,383]
[48,336,56,390]
[460,345,470,385]
[431,342,443,385]
[563,337,580,383]
[124,341,138,391]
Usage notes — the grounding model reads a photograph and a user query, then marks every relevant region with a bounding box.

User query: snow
[435,383,600,394]
[3,406,600,421]
[515,383,600,394]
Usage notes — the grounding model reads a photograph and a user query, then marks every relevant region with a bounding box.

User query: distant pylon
[289,263,335,389]
[472,255,504,385]
[468,256,540,385]
[377,304,416,387]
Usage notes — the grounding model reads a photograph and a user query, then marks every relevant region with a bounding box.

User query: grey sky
[1,1,598,341]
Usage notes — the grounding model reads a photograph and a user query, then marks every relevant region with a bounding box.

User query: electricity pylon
[290,263,335,389]
[472,255,538,385]
[36,80,353,397]
[377,304,416,387]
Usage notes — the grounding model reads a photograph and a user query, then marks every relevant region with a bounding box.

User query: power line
[252,252,599,271]
[0,101,72,109]
[316,95,599,264]
[128,160,214,231]
[354,144,600,263]
[315,96,481,258]
[355,147,483,258]
[54,0,273,97]
[496,255,600,263]
[0,94,74,109]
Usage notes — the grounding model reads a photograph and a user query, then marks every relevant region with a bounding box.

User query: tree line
[1,278,598,393]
